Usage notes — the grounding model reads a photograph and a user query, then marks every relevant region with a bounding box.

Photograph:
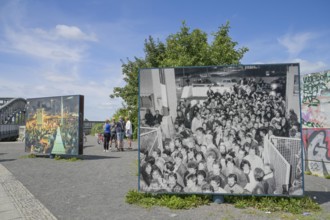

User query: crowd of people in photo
[143,109,163,127]
[140,77,302,195]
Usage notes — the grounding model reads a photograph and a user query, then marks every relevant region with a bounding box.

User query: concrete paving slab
[1,136,330,220]
[0,163,56,220]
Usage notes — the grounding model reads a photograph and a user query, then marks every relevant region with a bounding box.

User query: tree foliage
[90,123,104,136]
[110,21,248,139]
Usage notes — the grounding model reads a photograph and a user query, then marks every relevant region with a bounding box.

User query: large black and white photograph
[139,64,303,196]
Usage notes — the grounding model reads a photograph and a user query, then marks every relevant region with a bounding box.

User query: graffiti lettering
[303,72,330,84]
[302,119,322,128]
[310,130,329,160]
[302,72,330,107]
[309,162,320,171]
[306,130,330,175]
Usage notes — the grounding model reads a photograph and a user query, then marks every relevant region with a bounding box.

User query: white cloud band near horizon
[278,32,316,57]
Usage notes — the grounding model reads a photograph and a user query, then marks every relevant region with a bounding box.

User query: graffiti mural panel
[301,70,330,128]
[303,128,330,176]
[25,95,84,155]
[139,64,303,196]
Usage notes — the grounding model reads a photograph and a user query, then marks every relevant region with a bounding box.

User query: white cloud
[246,58,327,75]
[241,37,285,64]
[98,100,122,110]
[44,74,77,82]
[42,64,80,82]
[90,20,146,58]
[54,25,97,41]
[2,26,92,62]
[292,58,327,75]
[242,31,330,76]
[278,32,316,56]
[0,3,96,62]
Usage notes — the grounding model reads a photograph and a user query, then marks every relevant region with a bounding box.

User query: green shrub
[20,154,36,159]
[91,123,104,136]
[54,155,81,162]
[126,190,211,209]
[126,190,320,214]
[225,196,320,214]
[305,171,312,175]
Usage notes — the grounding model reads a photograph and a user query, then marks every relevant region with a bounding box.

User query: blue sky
[0,0,329,120]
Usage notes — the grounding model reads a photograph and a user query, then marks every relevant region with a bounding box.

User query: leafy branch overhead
[110,21,248,138]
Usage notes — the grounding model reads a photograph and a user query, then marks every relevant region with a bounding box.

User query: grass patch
[20,154,36,159]
[324,175,330,179]
[126,190,211,209]
[225,195,320,214]
[54,155,81,162]
[305,171,312,175]
[126,190,321,214]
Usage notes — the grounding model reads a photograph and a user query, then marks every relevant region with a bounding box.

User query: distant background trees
[110,21,248,139]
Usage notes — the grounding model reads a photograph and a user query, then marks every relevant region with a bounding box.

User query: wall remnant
[302,70,330,176]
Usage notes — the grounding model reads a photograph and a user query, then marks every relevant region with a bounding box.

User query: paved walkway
[0,136,330,220]
[0,164,56,220]
[0,164,23,220]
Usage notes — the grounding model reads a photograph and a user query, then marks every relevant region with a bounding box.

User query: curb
[0,164,57,220]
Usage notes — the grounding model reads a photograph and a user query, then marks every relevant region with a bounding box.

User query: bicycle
[97,133,104,145]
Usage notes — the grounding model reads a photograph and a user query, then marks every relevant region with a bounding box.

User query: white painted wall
[164,68,177,120]
[151,69,162,113]
[286,65,300,120]
[140,69,153,95]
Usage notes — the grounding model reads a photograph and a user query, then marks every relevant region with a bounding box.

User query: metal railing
[0,124,19,140]
[270,136,302,186]
[140,126,163,155]
[264,137,291,194]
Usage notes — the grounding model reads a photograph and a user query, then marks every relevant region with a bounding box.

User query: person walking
[103,119,111,152]
[116,116,125,151]
[125,117,132,149]
[110,118,117,150]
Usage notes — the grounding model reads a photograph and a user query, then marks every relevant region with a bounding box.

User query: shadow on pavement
[0,158,16,162]
[110,148,138,152]
[83,145,94,148]
[81,155,121,160]
[305,191,330,205]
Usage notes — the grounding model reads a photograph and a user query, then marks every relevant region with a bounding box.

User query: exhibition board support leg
[213,195,224,204]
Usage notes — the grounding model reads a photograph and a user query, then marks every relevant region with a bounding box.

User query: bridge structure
[0,97,27,141]
[83,121,103,135]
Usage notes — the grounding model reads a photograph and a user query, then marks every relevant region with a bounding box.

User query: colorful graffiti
[301,70,330,128]
[301,70,330,176]
[25,95,84,156]
[303,129,330,176]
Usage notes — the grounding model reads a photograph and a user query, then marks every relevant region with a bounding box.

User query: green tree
[110,21,248,139]
[90,123,104,136]
[209,22,248,65]
[161,21,210,67]
[110,58,146,139]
